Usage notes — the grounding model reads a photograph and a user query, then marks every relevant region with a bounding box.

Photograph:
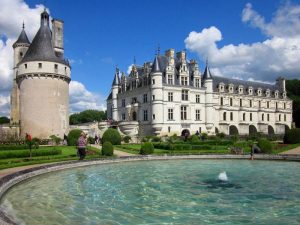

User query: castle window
[122,113,126,121]
[267,114,270,121]
[168,126,171,133]
[248,87,253,95]
[168,109,174,120]
[249,100,252,107]
[38,63,42,68]
[230,98,233,106]
[275,91,279,98]
[259,101,261,108]
[243,113,246,121]
[54,64,58,72]
[196,94,200,103]
[265,89,270,97]
[262,114,264,121]
[152,95,155,101]
[276,102,278,110]
[181,76,188,86]
[284,103,286,109]
[168,75,173,84]
[284,114,287,121]
[181,106,187,120]
[195,78,200,88]
[279,114,281,121]
[230,112,233,121]
[257,89,262,96]
[152,79,155,85]
[64,67,67,74]
[143,94,148,103]
[267,101,270,108]
[122,99,125,107]
[168,92,173,102]
[240,99,243,107]
[20,52,23,57]
[223,112,227,121]
[181,90,189,101]
[250,113,252,121]
[283,92,287,98]
[153,114,155,120]
[143,110,148,121]
[24,64,27,69]
[196,109,201,121]
[220,97,224,106]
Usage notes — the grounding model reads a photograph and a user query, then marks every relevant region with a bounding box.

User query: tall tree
[69,110,106,125]
[286,79,300,128]
[0,116,10,124]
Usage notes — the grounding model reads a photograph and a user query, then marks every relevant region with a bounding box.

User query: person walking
[77,132,87,160]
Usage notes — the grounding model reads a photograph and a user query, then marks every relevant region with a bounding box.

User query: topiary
[258,138,273,154]
[123,135,131,143]
[67,129,82,146]
[102,128,121,145]
[284,128,300,144]
[140,142,154,155]
[102,141,114,156]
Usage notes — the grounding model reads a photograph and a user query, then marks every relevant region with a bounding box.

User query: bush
[258,139,273,153]
[200,133,208,141]
[191,145,212,150]
[123,136,131,143]
[67,129,82,146]
[0,149,62,159]
[88,136,95,144]
[216,132,226,139]
[152,142,172,150]
[189,135,200,143]
[140,142,154,155]
[50,135,62,146]
[171,144,192,150]
[102,141,114,156]
[284,128,300,144]
[31,138,40,149]
[102,128,121,145]
[152,136,161,142]
[0,145,28,151]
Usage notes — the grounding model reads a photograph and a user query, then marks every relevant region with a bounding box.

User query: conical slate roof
[13,28,30,47]
[20,11,69,66]
[151,55,161,73]
[203,64,213,80]
[112,68,120,86]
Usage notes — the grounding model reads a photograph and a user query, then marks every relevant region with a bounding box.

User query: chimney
[52,19,64,58]
[176,51,186,61]
[165,48,175,58]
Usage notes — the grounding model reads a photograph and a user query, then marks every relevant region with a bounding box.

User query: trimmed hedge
[0,149,62,159]
[0,145,28,151]
[102,128,121,145]
[68,129,82,146]
[102,142,114,156]
[191,145,213,150]
[171,144,192,150]
[140,142,154,155]
[258,139,273,154]
[284,128,300,144]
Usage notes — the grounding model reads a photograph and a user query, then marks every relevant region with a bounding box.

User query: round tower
[150,55,164,135]
[17,9,71,139]
[203,61,214,134]
[111,67,120,121]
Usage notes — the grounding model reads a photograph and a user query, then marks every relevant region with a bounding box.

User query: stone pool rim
[0,154,300,225]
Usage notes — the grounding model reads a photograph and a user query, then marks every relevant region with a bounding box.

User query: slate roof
[20,11,69,66]
[151,55,161,72]
[203,65,213,80]
[13,28,30,47]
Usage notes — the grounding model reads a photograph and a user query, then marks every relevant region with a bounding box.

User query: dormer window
[228,84,234,93]
[257,88,262,96]
[248,87,253,95]
[238,85,244,94]
[282,92,287,99]
[38,63,42,68]
[218,83,225,92]
[265,89,270,97]
[274,90,279,98]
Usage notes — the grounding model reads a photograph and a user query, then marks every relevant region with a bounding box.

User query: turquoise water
[1,160,300,225]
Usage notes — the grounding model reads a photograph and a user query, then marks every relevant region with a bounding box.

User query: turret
[111,67,120,121]
[52,19,64,58]
[150,55,164,135]
[203,61,214,134]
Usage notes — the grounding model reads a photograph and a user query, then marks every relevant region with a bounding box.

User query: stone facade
[107,48,293,137]
[10,10,71,139]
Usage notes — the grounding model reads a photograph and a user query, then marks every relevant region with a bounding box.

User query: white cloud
[127,64,133,74]
[69,81,106,114]
[0,94,10,117]
[185,2,300,82]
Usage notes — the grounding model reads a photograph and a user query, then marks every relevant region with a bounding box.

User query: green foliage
[0,116,9,124]
[153,142,172,150]
[200,133,208,140]
[189,135,200,143]
[230,135,239,143]
[123,135,131,143]
[0,145,28,150]
[171,144,192,150]
[88,136,95,144]
[69,110,106,125]
[216,132,226,139]
[102,141,114,156]
[67,129,82,146]
[0,149,62,159]
[152,136,161,142]
[140,142,154,155]
[166,134,182,144]
[258,139,273,153]
[102,128,121,145]
[31,138,40,149]
[191,145,212,150]
[50,135,62,145]
[284,128,300,144]
[286,79,300,128]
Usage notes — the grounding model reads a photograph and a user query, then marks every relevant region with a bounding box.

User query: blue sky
[0,0,300,115]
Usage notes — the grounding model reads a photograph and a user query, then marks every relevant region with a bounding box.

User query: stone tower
[13,9,71,139]
[203,61,214,134]
[111,67,120,121]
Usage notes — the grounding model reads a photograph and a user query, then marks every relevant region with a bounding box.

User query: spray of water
[218,171,228,182]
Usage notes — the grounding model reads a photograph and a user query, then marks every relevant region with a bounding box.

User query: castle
[10,9,71,139]
[107,49,293,137]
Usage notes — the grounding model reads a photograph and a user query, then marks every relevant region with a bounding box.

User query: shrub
[152,136,161,142]
[123,136,131,143]
[102,141,114,156]
[200,133,208,141]
[50,135,62,146]
[258,139,273,153]
[284,128,300,144]
[0,145,28,151]
[31,138,40,149]
[171,144,192,150]
[88,136,95,144]
[189,135,200,143]
[216,132,226,139]
[67,129,82,146]
[140,142,154,155]
[0,149,62,159]
[152,142,172,150]
[191,145,212,150]
[102,128,121,145]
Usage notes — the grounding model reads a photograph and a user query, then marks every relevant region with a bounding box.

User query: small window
[152,114,155,120]
[152,95,155,101]
[196,94,200,103]
[24,64,27,69]
[230,112,233,121]
[38,63,42,68]
[220,97,224,106]
[230,98,233,106]
[249,100,252,107]
[240,99,243,107]
[243,113,246,121]
[54,64,58,70]
[168,126,171,133]
[152,79,155,85]
[223,112,226,121]
[250,113,252,121]
[20,52,23,57]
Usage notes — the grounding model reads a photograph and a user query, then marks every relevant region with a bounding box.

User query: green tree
[69,110,107,125]
[0,117,10,124]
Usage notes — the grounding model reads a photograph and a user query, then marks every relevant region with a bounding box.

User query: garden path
[91,144,136,157]
[279,147,300,155]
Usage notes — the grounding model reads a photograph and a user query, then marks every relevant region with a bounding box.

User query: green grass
[272,143,300,154]
[0,145,108,170]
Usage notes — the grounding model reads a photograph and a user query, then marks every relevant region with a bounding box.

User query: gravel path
[279,146,300,155]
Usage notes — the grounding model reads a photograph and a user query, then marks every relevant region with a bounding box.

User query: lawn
[0,145,107,170]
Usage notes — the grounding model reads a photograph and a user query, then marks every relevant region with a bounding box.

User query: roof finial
[22,21,25,29]
[157,44,160,56]
[206,57,208,66]
[133,56,136,65]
